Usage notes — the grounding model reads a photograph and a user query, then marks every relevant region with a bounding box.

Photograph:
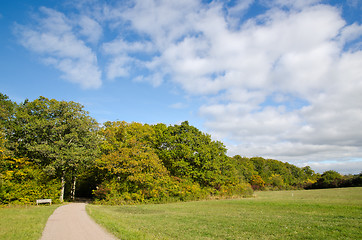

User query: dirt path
[40,203,117,240]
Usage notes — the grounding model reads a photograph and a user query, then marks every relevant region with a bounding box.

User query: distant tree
[230,155,257,182]
[313,170,343,188]
[6,97,99,201]
[351,173,362,186]
[231,156,318,189]
[250,157,270,180]
[302,166,315,177]
[269,174,284,189]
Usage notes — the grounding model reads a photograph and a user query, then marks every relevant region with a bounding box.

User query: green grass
[0,204,58,240]
[87,187,362,240]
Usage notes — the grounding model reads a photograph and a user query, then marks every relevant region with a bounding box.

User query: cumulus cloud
[13,1,362,172]
[15,7,102,89]
[121,0,202,48]
[195,4,362,166]
[99,0,362,171]
[102,38,155,80]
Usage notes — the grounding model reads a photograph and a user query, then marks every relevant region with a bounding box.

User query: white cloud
[299,160,362,175]
[121,0,202,48]
[102,38,155,80]
[338,23,362,50]
[116,3,346,97]
[13,1,362,173]
[15,7,102,89]
[103,39,154,55]
[260,0,322,9]
[347,0,362,8]
[227,0,254,27]
[78,15,102,44]
[105,55,131,80]
[106,1,361,172]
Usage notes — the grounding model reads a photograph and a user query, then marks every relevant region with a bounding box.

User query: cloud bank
[15,0,362,173]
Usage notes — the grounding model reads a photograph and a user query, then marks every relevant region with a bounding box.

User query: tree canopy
[153,121,236,188]
[1,93,360,205]
[4,96,99,201]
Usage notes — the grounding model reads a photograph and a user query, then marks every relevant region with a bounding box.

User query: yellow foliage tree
[250,175,265,190]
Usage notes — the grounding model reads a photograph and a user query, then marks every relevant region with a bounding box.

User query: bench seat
[36,199,52,205]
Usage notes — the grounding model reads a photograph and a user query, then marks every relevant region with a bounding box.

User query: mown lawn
[87,187,362,240]
[0,204,58,240]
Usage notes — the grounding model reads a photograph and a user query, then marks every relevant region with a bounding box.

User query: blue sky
[1,0,362,174]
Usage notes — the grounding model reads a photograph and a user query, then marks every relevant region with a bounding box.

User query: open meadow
[0,204,59,240]
[87,187,362,240]
[0,188,360,240]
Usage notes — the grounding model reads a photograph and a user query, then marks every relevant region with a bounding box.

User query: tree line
[1,93,361,204]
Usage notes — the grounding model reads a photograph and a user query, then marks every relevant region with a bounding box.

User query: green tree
[231,155,318,189]
[153,121,236,189]
[0,93,16,132]
[231,156,257,182]
[314,170,343,188]
[302,166,315,177]
[7,97,99,201]
[269,174,284,189]
[96,121,171,203]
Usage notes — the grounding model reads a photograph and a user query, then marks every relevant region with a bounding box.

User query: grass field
[0,204,58,240]
[87,187,362,240]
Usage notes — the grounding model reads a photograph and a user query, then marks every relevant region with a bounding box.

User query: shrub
[250,175,265,190]
[217,183,253,197]
[0,157,60,205]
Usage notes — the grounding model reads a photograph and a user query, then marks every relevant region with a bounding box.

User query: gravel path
[40,203,117,240]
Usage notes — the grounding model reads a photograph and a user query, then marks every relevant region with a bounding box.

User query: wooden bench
[36,199,52,205]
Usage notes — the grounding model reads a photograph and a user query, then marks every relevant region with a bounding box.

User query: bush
[250,175,265,190]
[217,183,253,197]
[0,158,60,205]
[93,177,212,205]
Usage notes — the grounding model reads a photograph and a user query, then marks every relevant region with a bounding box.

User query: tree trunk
[71,176,77,201]
[60,172,66,202]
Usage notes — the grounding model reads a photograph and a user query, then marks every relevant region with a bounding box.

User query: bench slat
[36,199,52,205]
